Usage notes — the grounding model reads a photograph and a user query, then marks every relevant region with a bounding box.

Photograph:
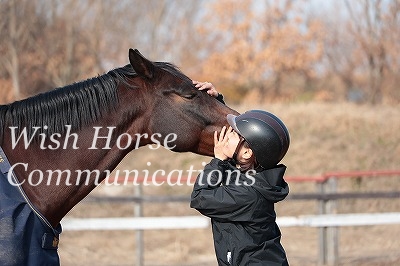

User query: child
[191,81,290,265]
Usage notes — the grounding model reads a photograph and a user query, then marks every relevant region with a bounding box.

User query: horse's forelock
[154,62,192,84]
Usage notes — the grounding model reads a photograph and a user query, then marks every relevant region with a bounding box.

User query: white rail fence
[62,212,400,231]
[62,212,400,266]
[63,170,400,266]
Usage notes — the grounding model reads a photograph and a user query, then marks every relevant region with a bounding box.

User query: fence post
[317,180,327,266]
[134,184,143,266]
[317,176,338,266]
[326,177,338,266]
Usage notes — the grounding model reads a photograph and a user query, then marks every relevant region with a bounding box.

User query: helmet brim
[226,114,241,134]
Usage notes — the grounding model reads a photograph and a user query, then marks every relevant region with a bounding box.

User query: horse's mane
[0,61,189,146]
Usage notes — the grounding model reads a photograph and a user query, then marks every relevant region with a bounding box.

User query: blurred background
[1,0,399,265]
[1,0,399,105]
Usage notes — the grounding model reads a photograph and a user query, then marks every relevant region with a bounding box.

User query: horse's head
[0,48,239,230]
[125,49,239,157]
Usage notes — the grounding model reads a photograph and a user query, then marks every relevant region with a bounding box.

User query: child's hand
[193,80,219,98]
[214,126,229,161]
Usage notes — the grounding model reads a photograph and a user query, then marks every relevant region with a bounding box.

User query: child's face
[223,127,241,158]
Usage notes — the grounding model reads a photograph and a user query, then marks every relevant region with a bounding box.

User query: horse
[0,48,238,265]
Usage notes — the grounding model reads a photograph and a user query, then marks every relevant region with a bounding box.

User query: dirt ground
[58,102,400,265]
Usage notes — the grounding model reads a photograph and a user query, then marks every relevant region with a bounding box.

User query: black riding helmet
[227,110,290,169]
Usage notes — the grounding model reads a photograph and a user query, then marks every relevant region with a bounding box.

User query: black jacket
[190,158,289,266]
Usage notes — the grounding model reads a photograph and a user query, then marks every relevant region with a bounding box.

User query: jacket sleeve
[190,158,256,222]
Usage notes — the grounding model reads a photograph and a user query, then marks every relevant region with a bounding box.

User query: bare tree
[345,0,388,104]
[0,0,34,100]
[120,0,203,65]
[1,0,397,104]
[318,1,359,101]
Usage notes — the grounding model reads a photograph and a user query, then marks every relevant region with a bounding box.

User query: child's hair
[236,141,259,172]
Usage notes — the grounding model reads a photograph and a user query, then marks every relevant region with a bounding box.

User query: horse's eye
[182,94,196,100]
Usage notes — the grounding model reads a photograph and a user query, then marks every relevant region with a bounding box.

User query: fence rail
[63,216,210,231]
[65,169,400,266]
[62,212,400,231]
[102,169,400,185]
[84,190,400,203]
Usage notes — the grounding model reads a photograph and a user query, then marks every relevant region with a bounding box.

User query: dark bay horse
[0,49,238,265]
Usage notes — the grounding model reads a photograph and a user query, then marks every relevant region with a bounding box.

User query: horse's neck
[2,119,147,227]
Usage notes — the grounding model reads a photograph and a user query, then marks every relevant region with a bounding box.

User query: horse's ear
[129,48,154,80]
